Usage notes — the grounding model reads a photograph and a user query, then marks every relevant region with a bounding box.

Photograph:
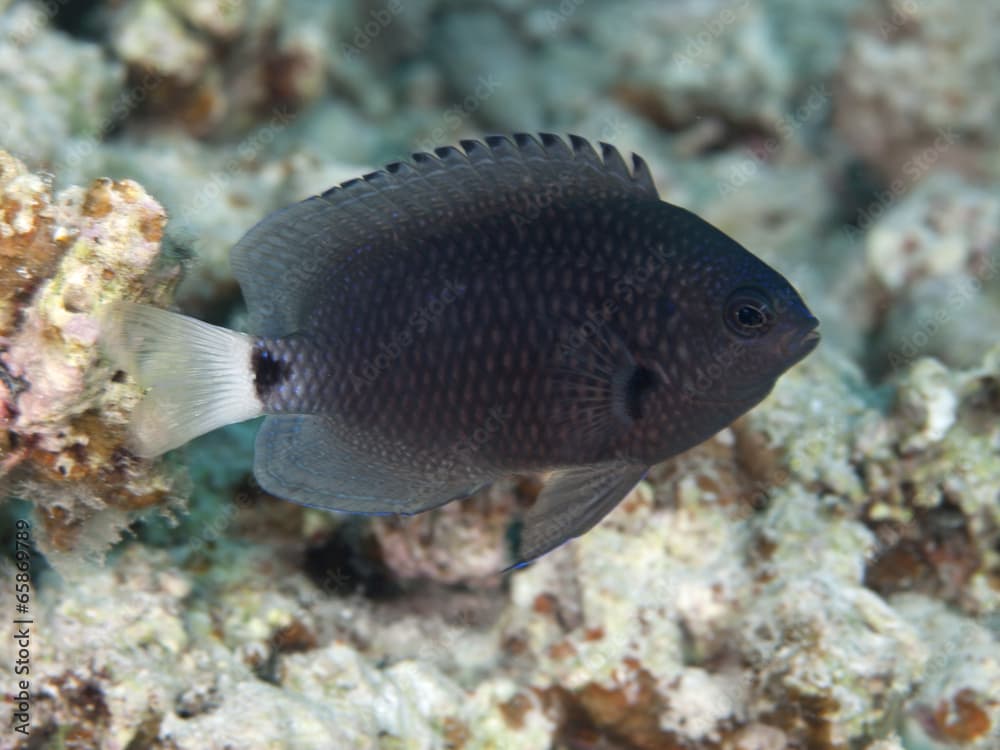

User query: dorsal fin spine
[230,134,659,337]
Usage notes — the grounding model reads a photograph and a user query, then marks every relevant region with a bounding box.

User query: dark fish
[102,133,819,568]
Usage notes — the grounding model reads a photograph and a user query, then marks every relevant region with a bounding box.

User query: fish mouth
[801,329,821,351]
[782,317,821,361]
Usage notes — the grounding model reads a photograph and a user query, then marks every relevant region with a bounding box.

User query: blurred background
[0,1,998,748]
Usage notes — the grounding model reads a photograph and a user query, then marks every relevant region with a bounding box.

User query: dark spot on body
[625,366,658,420]
[252,344,290,398]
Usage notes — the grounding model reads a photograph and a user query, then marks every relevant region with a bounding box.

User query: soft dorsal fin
[230,134,659,337]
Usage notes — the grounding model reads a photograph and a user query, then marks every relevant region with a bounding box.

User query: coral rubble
[835,0,1000,181]
[0,1,998,748]
[0,150,180,562]
[0,3,124,168]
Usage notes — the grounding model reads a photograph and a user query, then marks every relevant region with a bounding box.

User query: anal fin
[254,415,488,515]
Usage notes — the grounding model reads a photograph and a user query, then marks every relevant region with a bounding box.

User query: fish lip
[795,329,821,355]
[782,318,821,360]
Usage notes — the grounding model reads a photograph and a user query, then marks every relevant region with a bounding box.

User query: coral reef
[862,173,1000,373]
[860,351,1000,615]
[370,481,520,585]
[864,175,999,295]
[0,2,124,167]
[739,341,1000,616]
[835,0,1000,181]
[0,542,547,749]
[0,150,180,562]
[107,0,333,137]
[895,594,1000,748]
[426,0,802,143]
[591,0,796,133]
[54,134,367,308]
[762,0,864,92]
[0,1,998,749]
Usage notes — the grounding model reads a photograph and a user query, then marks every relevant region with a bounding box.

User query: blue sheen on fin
[505,462,648,570]
[253,415,488,514]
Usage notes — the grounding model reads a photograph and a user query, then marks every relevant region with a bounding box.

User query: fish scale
[103,133,819,568]
[262,194,758,464]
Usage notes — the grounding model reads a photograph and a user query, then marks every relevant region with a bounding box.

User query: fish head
[655,245,820,418]
[720,279,820,375]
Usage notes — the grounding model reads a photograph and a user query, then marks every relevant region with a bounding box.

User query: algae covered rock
[106,0,333,137]
[0,150,181,561]
[0,3,125,166]
[0,538,553,749]
[370,480,520,585]
[862,173,1000,373]
[894,594,1000,749]
[836,0,1000,181]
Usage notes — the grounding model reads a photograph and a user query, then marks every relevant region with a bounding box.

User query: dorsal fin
[231,134,659,336]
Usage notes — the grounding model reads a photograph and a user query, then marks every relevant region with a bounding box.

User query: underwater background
[0,0,998,747]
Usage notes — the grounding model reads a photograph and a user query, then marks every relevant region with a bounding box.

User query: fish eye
[724,288,774,337]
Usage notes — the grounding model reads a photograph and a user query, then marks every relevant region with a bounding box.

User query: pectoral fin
[506,462,648,569]
[548,320,661,456]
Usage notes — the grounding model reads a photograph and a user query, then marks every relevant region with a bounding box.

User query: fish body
[103,134,819,566]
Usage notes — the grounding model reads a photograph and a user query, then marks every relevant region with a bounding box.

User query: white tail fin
[100,302,263,457]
